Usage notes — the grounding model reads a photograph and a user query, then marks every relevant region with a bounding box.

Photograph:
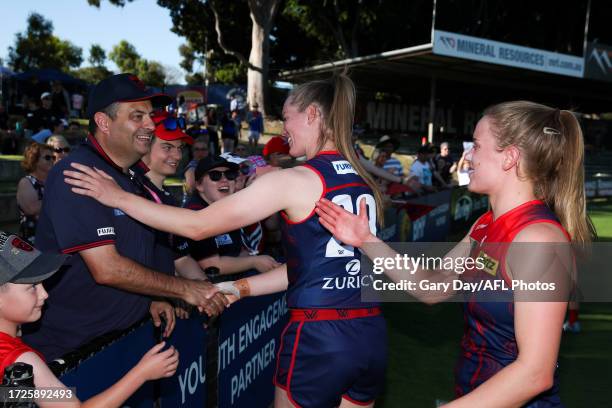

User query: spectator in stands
[23,73,225,360]
[408,145,436,194]
[234,143,249,158]
[262,135,292,168]
[24,98,42,133]
[220,111,238,153]
[0,231,179,408]
[46,135,71,163]
[34,92,61,132]
[68,121,81,131]
[375,135,404,177]
[51,81,70,117]
[17,142,54,244]
[71,91,84,118]
[184,155,280,275]
[205,108,219,155]
[434,142,457,188]
[183,136,209,199]
[232,109,242,141]
[457,150,471,186]
[247,102,263,153]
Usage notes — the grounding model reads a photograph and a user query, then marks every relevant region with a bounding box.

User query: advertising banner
[217,293,288,407]
[433,30,584,78]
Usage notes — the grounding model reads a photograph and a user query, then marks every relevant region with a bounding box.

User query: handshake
[178,278,251,318]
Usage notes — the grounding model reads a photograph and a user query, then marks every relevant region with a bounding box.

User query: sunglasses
[156,116,186,131]
[54,147,71,154]
[42,155,54,162]
[208,169,238,181]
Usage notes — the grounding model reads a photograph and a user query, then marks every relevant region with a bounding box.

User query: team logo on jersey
[215,234,233,247]
[332,160,357,175]
[97,227,115,236]
[477,250,498,276]
[345,259,361,275]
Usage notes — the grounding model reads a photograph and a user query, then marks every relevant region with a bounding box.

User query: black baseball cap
[0,232,67,285]
[195,155,239,182]
[86,73,172,119]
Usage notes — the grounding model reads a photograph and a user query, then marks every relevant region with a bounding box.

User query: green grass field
[378,199,612,407]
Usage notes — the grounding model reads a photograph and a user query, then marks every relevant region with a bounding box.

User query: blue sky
[0,0,189,81]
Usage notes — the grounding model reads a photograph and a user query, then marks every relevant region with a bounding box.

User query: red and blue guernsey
[280,151,378,309]
[456,200,569,407]
[274,151,386,407]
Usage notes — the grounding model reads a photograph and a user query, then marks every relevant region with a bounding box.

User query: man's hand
[183,280,229,317]
[150,300,175,338]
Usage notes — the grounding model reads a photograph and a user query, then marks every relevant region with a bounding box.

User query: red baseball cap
[152,111,193,145]
[263,136,290,157]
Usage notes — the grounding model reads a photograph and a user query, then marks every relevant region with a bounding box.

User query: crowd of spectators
[2,72,476,379]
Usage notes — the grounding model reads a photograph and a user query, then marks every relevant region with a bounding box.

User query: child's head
[0,232,66,326]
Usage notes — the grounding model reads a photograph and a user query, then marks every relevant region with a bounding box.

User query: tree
[109,40,141,74]
[8,13,83,72]
[108,40,167,87]
[89,44,107,67]
[72,66,113,84]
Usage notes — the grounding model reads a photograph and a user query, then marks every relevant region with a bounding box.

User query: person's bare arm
[315,197,473,303]
[79,245,226,315]
[216,264,289,304]
[174,255,208,280]
[16,178,42,216]
[197,254,280,275]
[64,163,311,240]
[19,342,178,408]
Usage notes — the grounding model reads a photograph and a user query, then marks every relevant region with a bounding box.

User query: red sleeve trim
[280,164,326,225]
[62,239,115,254]
[325,182,368,194]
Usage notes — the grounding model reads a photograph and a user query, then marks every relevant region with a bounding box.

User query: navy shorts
[274,308,387,408]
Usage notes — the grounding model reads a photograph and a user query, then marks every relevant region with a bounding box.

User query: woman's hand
[63,162,125,208]
[135,342,180,381]
[315,197,374,248]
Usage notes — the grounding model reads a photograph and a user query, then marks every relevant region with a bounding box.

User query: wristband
[233,279,251,298]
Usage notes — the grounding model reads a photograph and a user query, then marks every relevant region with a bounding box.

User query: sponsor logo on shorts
[97,227,115,237]
[332,160,357,175]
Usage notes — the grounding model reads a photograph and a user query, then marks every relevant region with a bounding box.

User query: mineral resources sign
[433,30,584,78]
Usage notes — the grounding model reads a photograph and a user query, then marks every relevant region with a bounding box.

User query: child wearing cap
[0,231,179,408]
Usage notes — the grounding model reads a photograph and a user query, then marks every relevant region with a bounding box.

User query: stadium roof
[279,43,612,113]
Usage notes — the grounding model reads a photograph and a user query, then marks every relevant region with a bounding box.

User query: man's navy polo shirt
[138,174,190,275]
[23,135,153,360]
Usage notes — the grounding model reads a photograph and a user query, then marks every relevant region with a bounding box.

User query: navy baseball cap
[195,155,239,182]
[0,232,67,285]
[86,73,172,119]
